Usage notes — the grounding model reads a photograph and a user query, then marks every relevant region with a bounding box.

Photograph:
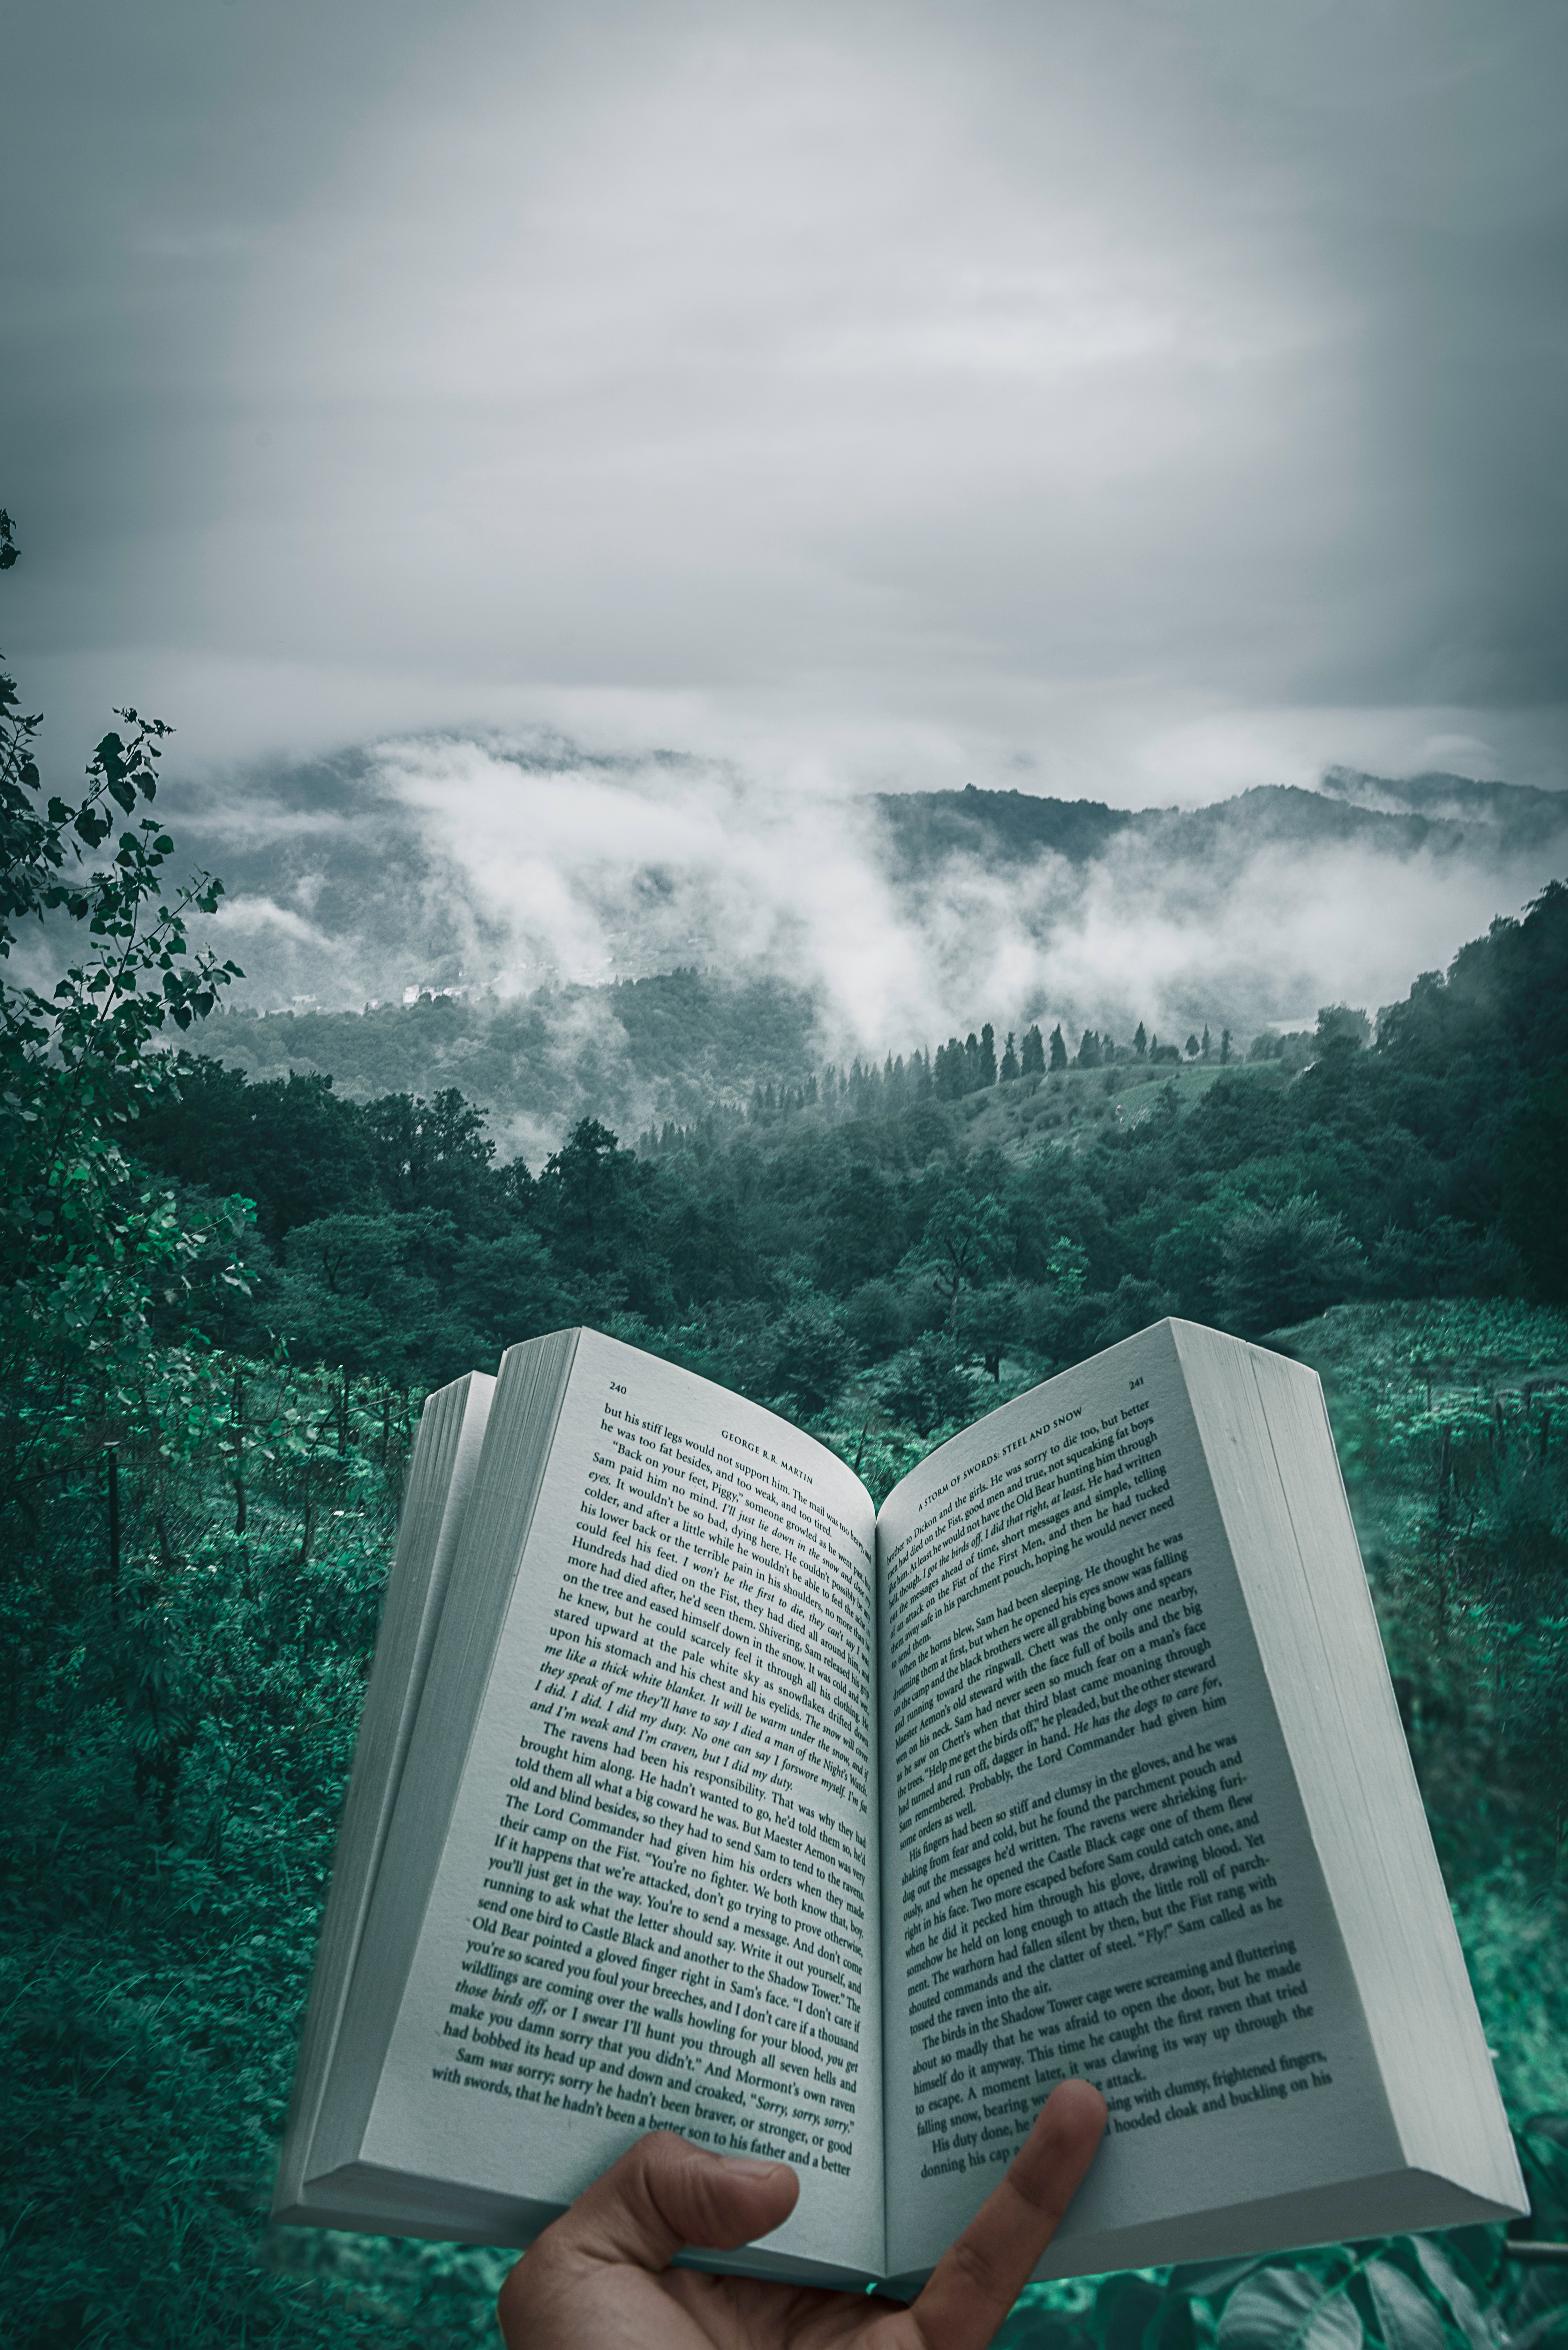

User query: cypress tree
[979,1022,997,1085]
[1000,1030,1019,1082]
[1049,1024,1068,1073]
[1021,1024,1045,1077]
[1133,1021,1147,1058]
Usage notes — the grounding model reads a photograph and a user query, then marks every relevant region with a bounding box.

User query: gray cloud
[4,0,1568,800]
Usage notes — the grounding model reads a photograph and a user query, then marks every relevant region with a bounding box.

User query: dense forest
[115,873,1567,1437]
[4,522,1568,2347]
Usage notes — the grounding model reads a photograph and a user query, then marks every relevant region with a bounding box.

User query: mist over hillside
[213,971,826,1164]
[153,737,1568,1149]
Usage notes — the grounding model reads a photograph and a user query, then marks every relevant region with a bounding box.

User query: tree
[1184,1033,1201,1059]
[1315,1003,1371,1052]
[1020,1024,1045,1078]
[131,1056,382,1243]
[957,1276,1031,1379]
[1201,1025,1211,1060]
[815,1164,904,1293]
[999,1030,1019,1082]
[978,1022,997,1086]
[877,1330,976,1436]
[1048,1024,1068,1073]
[1133,1022,1147,1058]
[539,1117,627,1255]
[1,511,247,1511]
[754,1289,856,1418]
[1217,1195,1365,1335]
[276,1210,453,1381]
[363,1086,495,1216]
[1075,1029,1101,1070]
[1045,1236,1089,1299]
[1150,1200,1234,1322]
[912,1188,1011,1342]
[1497,1065,1568,1300]
[1220,1027,1232,1065]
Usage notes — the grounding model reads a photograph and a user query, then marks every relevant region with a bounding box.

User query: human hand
[497,2076,1106,2349]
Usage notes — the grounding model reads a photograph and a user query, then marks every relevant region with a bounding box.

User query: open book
[273,1322,1524,2292]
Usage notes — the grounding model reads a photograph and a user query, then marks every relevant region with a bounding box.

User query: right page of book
[877,1322,1401,2283]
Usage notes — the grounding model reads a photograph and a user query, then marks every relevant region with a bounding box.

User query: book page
[876,1323,1399,2283]
[276,1370,494,2221]
[355,1333,886,2280]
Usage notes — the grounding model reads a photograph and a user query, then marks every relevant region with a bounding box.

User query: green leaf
[1408,2242,1495,2350]
[1501,2312,1568,2350]
[1172,2260,1270,2304]
[1095,2273,1166,2350]
[1365,2261,1452,2350]
[1218,2269,1363,2350]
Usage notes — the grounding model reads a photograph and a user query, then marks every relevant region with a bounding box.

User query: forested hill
[210,968,826,1151]
[189,766,1568,1149]
[871,785,1135,872]
[127,879,1568,1414]
[873,773,1568,876]
[152,751,1568,1098]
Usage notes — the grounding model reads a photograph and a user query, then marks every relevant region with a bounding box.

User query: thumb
[531,2132,800,2273]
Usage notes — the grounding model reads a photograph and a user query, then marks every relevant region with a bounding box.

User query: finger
[907,2080,1106,2350]
[528,2131,800,2275]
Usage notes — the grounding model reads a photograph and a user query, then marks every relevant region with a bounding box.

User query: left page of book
[275,1368,496,2223]
[307,1330,887,2285]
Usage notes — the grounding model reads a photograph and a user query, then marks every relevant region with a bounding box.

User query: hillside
[185,769,1568,1152]
[142,752,1568,1147]
[208,969,827,1152]
[874,773,1568,877]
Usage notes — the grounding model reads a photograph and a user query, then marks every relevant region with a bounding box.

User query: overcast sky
[5,0,1567,803]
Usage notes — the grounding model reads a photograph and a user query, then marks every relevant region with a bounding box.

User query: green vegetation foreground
[3,520,1567,2345]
